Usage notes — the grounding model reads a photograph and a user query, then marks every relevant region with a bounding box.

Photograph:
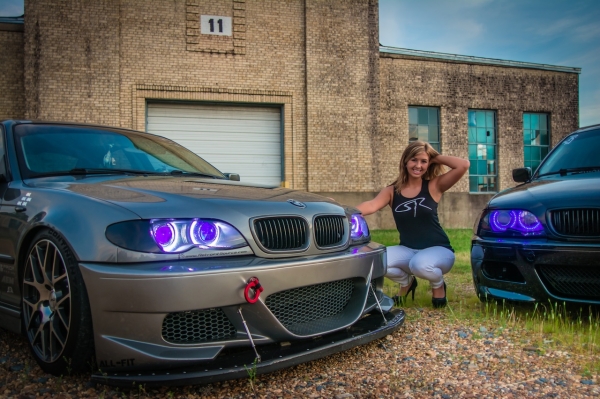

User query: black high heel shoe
[392,277,418,306]
[432,282,447,308]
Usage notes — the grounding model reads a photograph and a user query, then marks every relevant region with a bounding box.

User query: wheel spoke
[23,239,73,364]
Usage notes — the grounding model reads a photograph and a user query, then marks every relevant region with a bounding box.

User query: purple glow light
[191,220,219,244]
[153,223,174,246]
[351,215,363,239]
[489,210,543,235]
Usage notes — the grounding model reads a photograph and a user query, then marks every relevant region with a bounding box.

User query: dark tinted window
[13,124,225,179]
[536,129,600,176]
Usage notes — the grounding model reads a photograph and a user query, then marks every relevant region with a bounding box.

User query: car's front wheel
[21,229,94,375]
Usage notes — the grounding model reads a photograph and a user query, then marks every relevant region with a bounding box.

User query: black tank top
[391,179,453,251]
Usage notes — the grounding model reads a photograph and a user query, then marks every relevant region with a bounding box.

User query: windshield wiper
[537,166,600,178]
[166,170,222,179]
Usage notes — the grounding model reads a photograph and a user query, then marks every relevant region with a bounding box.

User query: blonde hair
[392,141,446,194]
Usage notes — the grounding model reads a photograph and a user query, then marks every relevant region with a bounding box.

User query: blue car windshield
[536,128,600,177]
[14,124,225,179]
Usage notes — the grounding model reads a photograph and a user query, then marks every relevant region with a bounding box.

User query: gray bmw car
[0,120,403,386]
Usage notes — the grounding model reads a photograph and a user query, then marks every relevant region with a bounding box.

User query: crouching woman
[356,141,469,308]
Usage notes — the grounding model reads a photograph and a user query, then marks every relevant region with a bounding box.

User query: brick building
[0,1,580,229]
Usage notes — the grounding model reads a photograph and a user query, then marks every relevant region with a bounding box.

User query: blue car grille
[550,208,600,237]
[162,308,237,344]
[538,265,600,300]
[265,279,354,334]
[314,215,346,247]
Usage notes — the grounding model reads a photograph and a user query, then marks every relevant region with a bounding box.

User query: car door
[0,126,20,307]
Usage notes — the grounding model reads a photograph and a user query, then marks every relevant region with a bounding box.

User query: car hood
[489,174,600,210]
[26,175,348,218]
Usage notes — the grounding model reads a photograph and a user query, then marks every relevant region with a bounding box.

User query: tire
[21,229,94,375]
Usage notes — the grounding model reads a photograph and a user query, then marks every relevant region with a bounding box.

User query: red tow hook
[244,277,264,304]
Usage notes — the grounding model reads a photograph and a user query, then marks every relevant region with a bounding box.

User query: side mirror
[224,173,240,181]
[512,167,532,183]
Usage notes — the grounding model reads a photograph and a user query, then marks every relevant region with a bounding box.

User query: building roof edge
[380,46,581,74]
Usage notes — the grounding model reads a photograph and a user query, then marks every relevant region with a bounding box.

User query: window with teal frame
[523,113,550,172]
[468,110,497,193]
[408,106,440,151]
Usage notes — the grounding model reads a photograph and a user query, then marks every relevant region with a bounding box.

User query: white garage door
[146,102,282,186]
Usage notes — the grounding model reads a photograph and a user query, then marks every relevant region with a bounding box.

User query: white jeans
[385,245,455,289]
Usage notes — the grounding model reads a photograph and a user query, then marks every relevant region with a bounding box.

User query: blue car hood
[489,174,600,210]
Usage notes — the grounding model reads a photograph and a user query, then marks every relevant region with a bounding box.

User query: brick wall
[0,23,25,120]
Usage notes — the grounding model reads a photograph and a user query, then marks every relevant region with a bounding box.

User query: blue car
[471,124,600,305]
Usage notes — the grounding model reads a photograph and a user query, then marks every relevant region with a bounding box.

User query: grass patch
[371,228,600,375]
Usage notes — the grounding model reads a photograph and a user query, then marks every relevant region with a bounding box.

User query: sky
[1,0,598,127]
[379,0,600,128]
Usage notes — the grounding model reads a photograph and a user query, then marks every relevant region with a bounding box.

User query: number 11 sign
[200,15,232,36]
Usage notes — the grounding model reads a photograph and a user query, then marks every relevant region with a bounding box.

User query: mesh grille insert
[254,217,308,251]
[550,208,600,237]
[162,308,237,344]
[537,265,600,299]
[265,279,354,331]
[314,215,346,247]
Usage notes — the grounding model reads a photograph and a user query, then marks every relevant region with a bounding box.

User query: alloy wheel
[22,239,71,363]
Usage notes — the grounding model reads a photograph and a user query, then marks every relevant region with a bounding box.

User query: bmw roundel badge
[287,199,306,208]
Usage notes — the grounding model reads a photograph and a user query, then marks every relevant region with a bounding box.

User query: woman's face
[405,151,430,179]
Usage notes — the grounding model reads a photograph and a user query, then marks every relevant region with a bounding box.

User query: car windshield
[14,124,225,179]
[536,128,600,178]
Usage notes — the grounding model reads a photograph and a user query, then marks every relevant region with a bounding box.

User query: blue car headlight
[350,214,370,243]
[479,209,545,237]
[106,219,248,253]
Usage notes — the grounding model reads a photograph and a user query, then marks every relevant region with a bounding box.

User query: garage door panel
[147,103,282,186]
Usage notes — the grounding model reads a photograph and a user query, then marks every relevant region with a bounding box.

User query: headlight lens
[106,219,248,253]
[350,214,370,242]
[479,210,544,237]
[150,219,247,252]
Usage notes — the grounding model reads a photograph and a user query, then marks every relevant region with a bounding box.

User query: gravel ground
[1,308,598,398]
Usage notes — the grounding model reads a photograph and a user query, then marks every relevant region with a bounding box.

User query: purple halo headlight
[151,221,179,252]
[485,210,544,236]
[351,214,370,241]
[191,220,219,245]
[150,218,247,253]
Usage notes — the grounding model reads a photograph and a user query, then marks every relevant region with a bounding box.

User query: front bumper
[471,237,600,305]
[80,242,394,383]
[91,308,404,387]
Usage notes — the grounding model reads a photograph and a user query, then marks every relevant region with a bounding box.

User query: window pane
[524,129,531,145]
[524,146,531,161]
[469,144,477,160]
[488,176,496,192]
[476,112,486,127]
[428,125,439,142]
[478,160,487,174]
[533,146,541,161]
[531,114,539,130]
[468,127,476,142]
[409,124,418,140]
[540,130,549,146]
[487,128,495,144]
[487,160,495,174]
[487,145,495,160]
[477,128,487,143]
[468,111,476,127]
[429,108,438,125]
[408,108,418,124]
[418,108,428,124]
[418,125,428,141]
[541,146,549,159]
[486,112,494,128]
[469,162,476,175]
[531,130,540,145]
[477,144,486,159]
[469,176,478,191]
[523,113,530,129]
[432,143,440,152]
[540,114,547,130]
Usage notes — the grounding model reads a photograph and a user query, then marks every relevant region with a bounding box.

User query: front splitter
[91,309,405,387]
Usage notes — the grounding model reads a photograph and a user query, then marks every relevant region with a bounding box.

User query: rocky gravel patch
[1,308,598,398]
